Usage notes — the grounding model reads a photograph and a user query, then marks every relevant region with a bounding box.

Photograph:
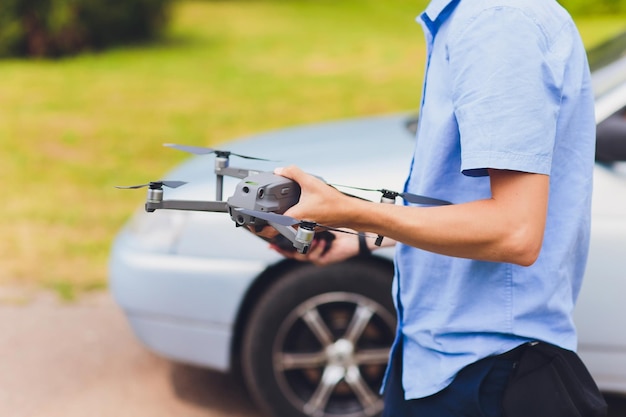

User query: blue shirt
[390,0,596,399]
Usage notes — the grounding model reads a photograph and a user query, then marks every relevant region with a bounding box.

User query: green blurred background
[1,0,625,299]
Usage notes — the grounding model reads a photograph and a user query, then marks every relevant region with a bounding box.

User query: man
[265,0,600,415]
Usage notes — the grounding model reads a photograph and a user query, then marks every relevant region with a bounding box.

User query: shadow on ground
[169,363,257,415]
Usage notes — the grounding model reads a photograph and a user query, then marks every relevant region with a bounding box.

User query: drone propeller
[115,180,188,190]
[331,184,452,206]
[234,208,367,237]
[164,143,274,161]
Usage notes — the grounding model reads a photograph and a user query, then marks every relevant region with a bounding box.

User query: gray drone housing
[227,172,301,227]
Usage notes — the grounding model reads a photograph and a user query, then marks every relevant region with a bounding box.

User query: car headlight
[125,207,188,252]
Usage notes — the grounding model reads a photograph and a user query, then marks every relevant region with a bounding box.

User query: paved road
[0,288,259,417]
[1,287,624,417]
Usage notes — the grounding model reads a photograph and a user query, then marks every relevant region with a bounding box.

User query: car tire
[241,258,396,417]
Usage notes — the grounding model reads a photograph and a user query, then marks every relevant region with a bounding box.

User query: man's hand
[274,165,352,227]
[242,166,372,265]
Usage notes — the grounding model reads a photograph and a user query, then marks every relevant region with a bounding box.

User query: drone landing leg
[216,174,224,201]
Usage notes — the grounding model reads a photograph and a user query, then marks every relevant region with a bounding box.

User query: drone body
[226,172,317,254]
[119,145,318,253]
[226,172,300,228]
[118,144,451,254]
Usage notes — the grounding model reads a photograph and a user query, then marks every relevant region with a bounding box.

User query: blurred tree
[0,0,172,58]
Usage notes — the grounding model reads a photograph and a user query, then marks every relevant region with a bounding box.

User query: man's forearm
[338,170,549,266]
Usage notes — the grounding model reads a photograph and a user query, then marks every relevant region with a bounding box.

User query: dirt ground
[1,287,625,417]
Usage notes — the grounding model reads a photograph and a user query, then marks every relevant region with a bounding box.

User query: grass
[1,0,625,297]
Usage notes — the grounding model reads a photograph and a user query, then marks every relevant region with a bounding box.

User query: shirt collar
[420,0,461,35]
[423,0,457,21]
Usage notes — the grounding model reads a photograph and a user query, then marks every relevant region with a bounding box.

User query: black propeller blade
[388,189,451,206]
[331,184,451,206]
[164,143,274,161]
[115,180,187,190]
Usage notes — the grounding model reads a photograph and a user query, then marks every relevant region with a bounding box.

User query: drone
[116,144,451,254]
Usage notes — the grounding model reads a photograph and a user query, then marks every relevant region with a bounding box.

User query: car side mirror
[596,111,626,163]
[405,115,419,137]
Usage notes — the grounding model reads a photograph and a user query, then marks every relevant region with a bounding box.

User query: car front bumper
[109,228,266,371]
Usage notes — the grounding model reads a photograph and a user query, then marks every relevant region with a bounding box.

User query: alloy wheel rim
[272,292,396,417]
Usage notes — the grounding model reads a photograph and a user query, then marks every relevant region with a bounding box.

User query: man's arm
[276,166,549,266]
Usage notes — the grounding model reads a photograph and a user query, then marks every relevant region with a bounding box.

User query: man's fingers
[248,225,279,239]
[274,165,311,184]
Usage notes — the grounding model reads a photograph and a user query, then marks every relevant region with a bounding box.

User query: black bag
[502,341,608,417]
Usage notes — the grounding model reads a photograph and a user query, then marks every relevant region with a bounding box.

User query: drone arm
[268,222,313,254]
[217,166,261,180]
[146,200,229,213]
[214,166,264,201]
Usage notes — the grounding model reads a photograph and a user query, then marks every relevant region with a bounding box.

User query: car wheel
[241,258,396,417]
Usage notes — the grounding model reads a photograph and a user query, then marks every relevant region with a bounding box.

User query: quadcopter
[117,144,451,254]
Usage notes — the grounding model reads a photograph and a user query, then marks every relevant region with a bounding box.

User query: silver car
[110,32,626,417]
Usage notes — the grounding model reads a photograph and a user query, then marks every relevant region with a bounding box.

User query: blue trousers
[382,343,517,417]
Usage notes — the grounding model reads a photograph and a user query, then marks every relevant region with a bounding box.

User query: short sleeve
[448,7,561,177]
